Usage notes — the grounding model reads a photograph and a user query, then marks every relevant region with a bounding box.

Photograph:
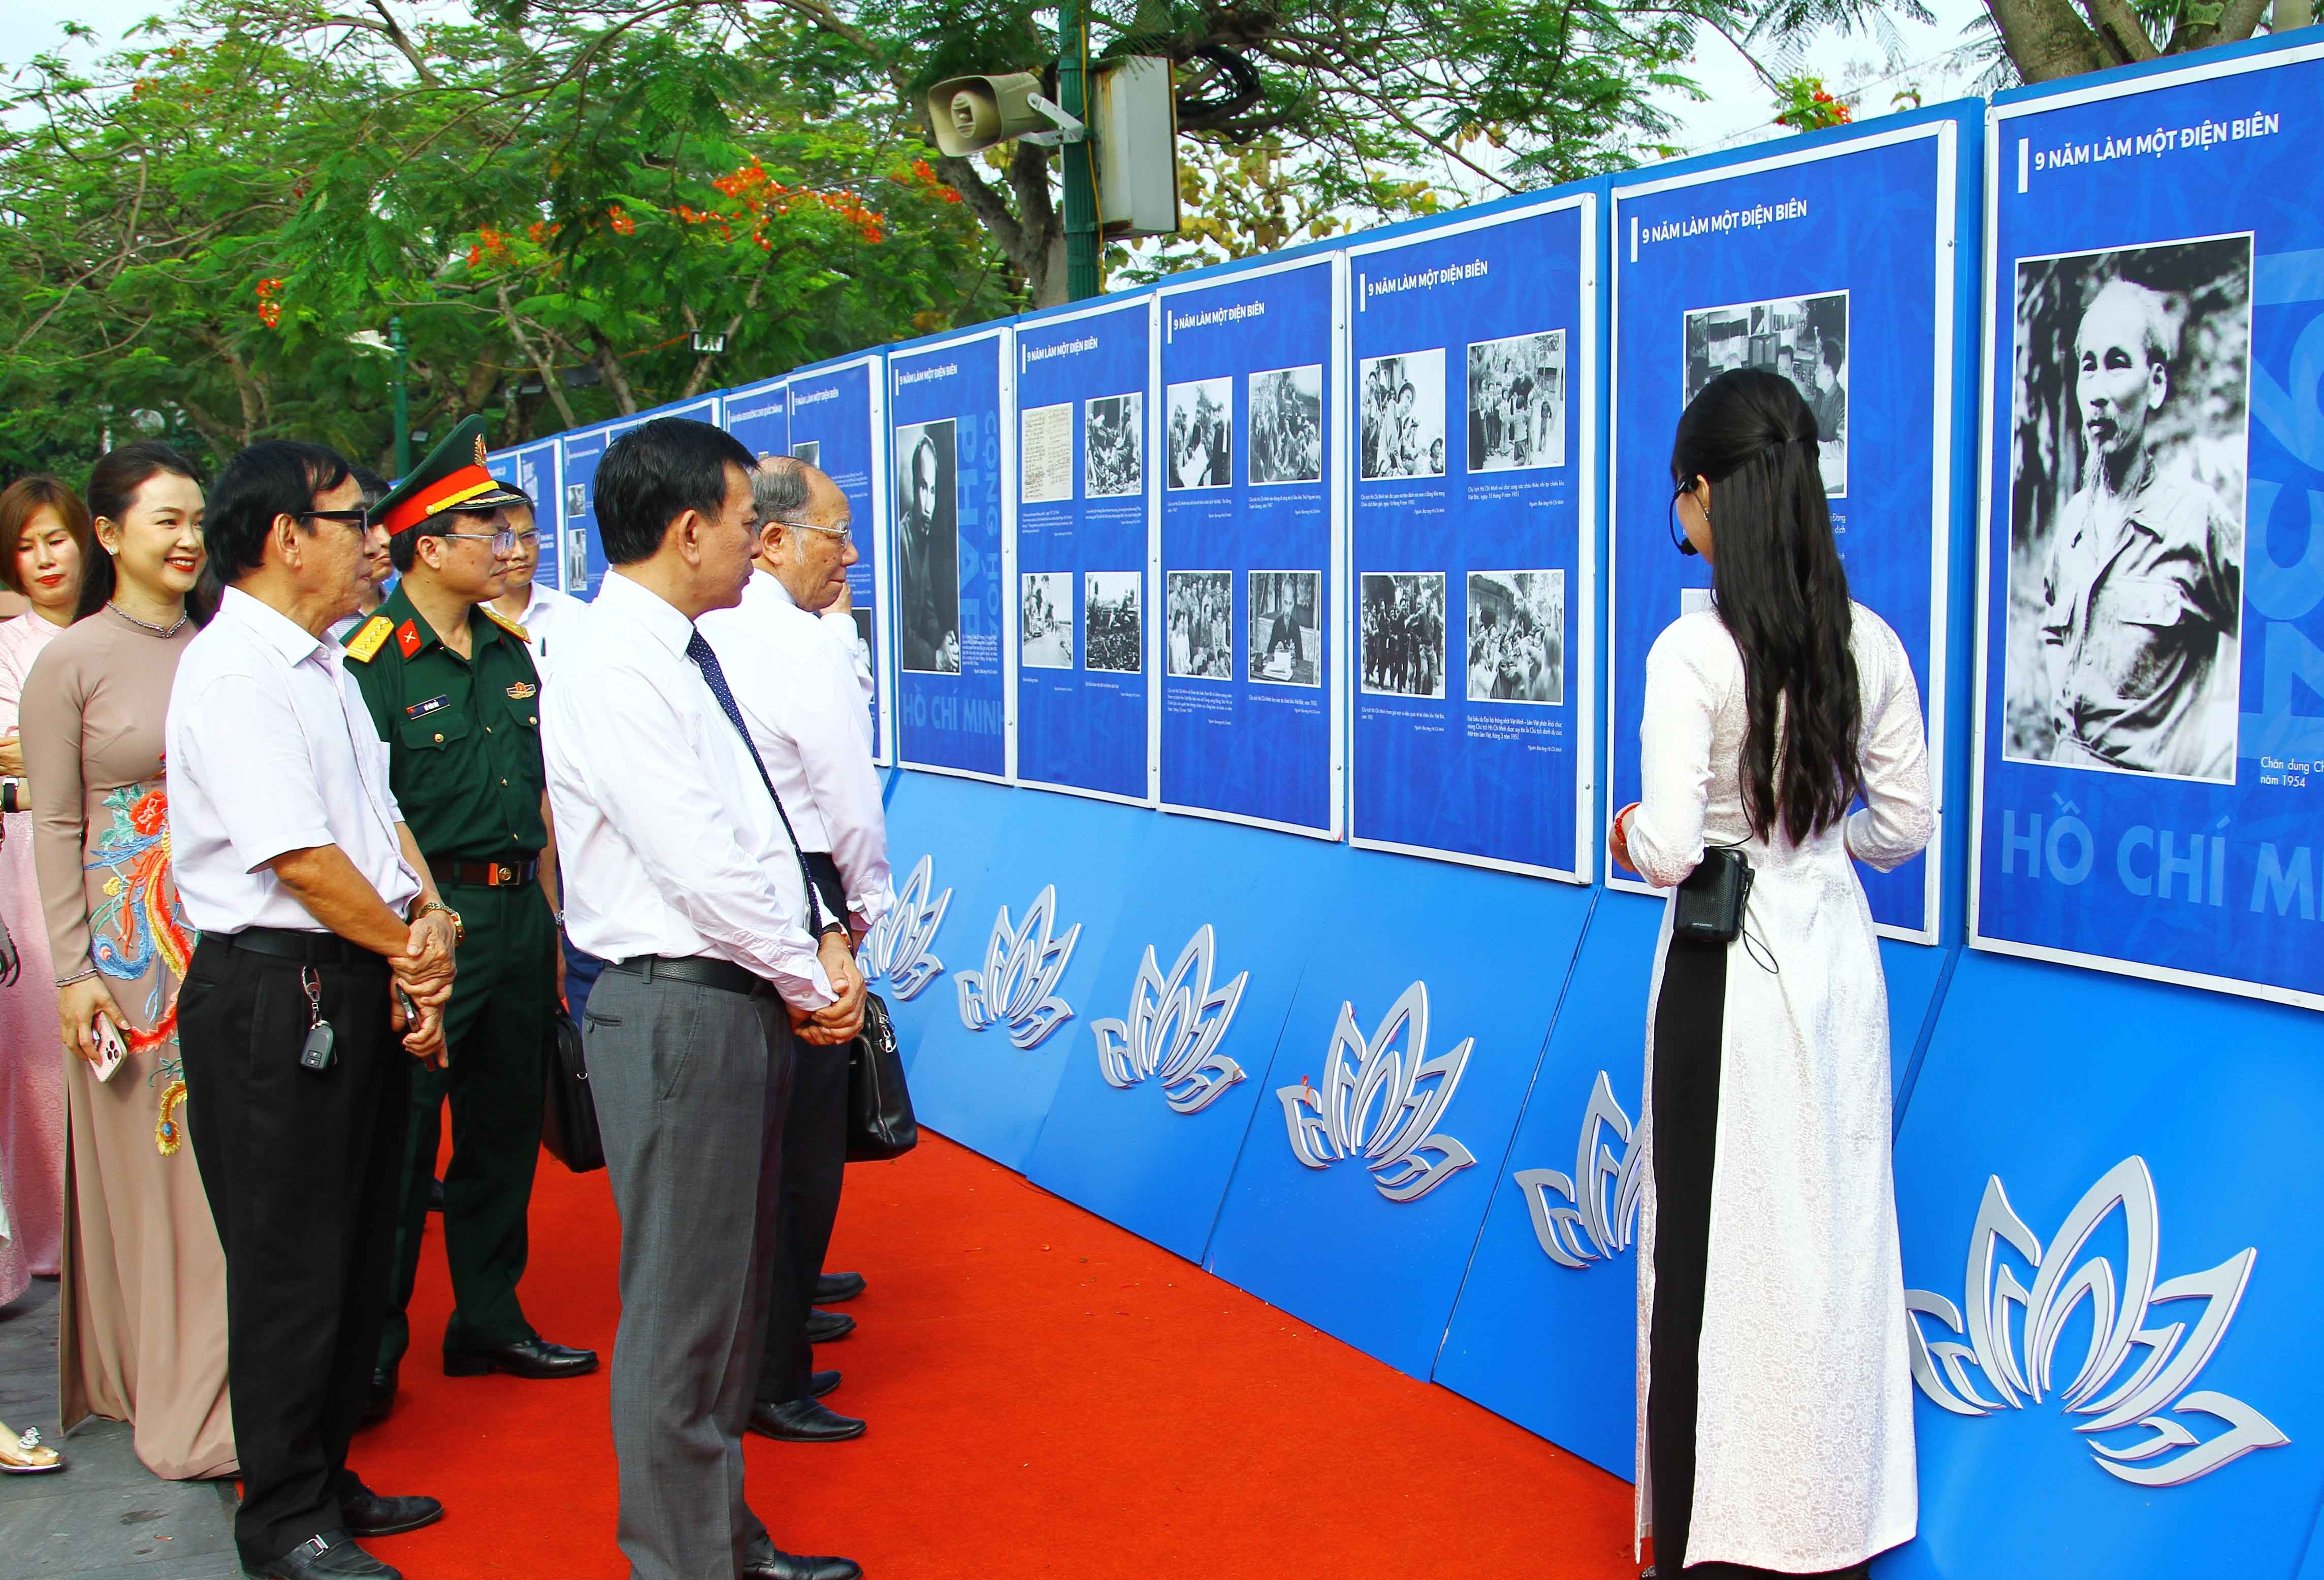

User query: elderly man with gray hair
[2039,274,2242,779]
[697,454,893,1444]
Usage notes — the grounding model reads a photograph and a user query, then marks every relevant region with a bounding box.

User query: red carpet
[354,1133,1637,1578]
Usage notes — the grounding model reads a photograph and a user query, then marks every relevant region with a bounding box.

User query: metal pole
[1058,0,1100,301]
[389,315,411,477]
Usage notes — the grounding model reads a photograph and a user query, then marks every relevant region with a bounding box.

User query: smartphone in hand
[91,1012,130,1083]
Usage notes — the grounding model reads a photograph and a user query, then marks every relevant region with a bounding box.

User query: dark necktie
[685,628,827,935]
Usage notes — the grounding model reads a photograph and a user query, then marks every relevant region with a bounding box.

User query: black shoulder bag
[1672,844,1754,944]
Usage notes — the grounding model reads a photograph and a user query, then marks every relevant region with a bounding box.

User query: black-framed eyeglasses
[302,508,372,536]
[440,526,520,555]
[1667,481,1700,558]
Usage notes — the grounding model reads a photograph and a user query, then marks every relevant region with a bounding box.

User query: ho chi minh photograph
[1021,402,1074,505]
[1020,572,1074,669]
[1360,572,1447,698]
[790,439,820,469]
[1086,393,1144,498]
[895,417,962,674]
[1467,329,1566,472]
[1167,377,1234,490]
[1247,569,1322,686]
[1247,365,1325,487]
[1466,569,1564,706]
[1684,291,1848,496]
[1360,350,1447,481]
[1167,569,1235,679]
[2003,234,2251,785]
[1084,569,1143,674]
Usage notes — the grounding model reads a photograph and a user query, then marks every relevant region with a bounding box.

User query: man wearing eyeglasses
[341,417,597,1430]
[698,455,891,1447]
[486,486,587,680]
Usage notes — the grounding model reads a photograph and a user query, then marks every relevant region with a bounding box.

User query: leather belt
[218,927,388,968]
[606,954,779,1000]
[430,856,539,890]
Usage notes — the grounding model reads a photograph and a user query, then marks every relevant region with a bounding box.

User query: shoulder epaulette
[344,614,394,663]
[480,605,531,643]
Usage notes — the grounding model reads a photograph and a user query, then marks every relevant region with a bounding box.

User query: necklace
[108,601,188,638]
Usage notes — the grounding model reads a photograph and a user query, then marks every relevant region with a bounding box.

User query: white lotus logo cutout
[1905,1156,2288,1488]
[1278,981,1475,1203]
[955,885,1081,1050]
[1515,1071,1644,1269]
[858,854,950,1001]
[1091,925,1249,1114]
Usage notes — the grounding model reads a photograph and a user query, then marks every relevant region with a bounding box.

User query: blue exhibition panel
[483,437,565,589]
[721,374,789,459]
[891,327,1011,780]
[1023,814,1354,1262]
[554,394,721,598]
[1012,294,1157,803]
[1883,950,2324,1579]
[1155,253,1345,836]
[786,353,891,764]
[1971,35,2324,1008]
[895,789,1155,1172]
[1608,104,1979,941]
[1203,850,1591,1377]
[1346,185,1599,880]
[862,771,1015,1071]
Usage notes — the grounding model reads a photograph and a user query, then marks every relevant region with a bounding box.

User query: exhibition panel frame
[784,351,895,766]
[556,393,722,600]
[1154,251,1349,840]
[889,324,1017,784]
[720,373,791,461]
[1969,35,2324,1009]
[1607,109,1972,945]
[1010,292,1162,806]
[1343,186,1602,883]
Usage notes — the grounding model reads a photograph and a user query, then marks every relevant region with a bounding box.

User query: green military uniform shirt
[343,584,548,861]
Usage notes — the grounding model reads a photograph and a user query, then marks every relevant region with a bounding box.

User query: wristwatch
[414,896,465,946]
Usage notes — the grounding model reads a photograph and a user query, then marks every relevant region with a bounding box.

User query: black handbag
[541,1009,606,1173]
[845,991,917,1162]
[1673,844,1754,944]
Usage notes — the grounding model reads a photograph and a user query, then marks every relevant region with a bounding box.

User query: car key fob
[300,1019,337,1071]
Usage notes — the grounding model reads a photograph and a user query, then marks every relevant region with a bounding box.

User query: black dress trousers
[178,935,409,1566]
[756,854,851,1405]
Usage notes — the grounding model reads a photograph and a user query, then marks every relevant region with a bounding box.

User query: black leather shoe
[749,1398,865,1442]
[245,1530,400,1579]
[741,1549,861,1580]
[803,1308,855,1344]
[815,1270,866,1303]
[809,1369,841,1399]
[442,1334,599,1379]
[342,1490,443,1537]
[358,1363,397,1429]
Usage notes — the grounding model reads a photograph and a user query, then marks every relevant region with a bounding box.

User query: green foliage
[0,1,1017,480]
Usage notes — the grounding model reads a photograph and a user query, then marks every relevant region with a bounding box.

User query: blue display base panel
[1434,890,1959,1479]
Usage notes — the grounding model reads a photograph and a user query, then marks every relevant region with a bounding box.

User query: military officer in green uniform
[345,417,597,1420]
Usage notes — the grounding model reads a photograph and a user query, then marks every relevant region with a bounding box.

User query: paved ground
[0,1278,241,1579]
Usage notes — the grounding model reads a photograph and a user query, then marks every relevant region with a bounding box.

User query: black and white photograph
[790,439,820,469]
[1360,572,1446,698]
[1247,365,1325,486]
[1167,570,1234,679]
[1166,378,1234,490]
[1021,402,1074,504]
[1360,350,1447,481]
[1020,572,1074,669]
[894,417,962,673]
[1087,393,1143,498]
[1466,569,1564,706]
[1683,292,1848,495]
[1466,330,1566,472]
[562,526,588,594]
[1085,570,1142,674]
[2003,236,2250,783]
[564,481,587,518]
[1246,569,1321,686]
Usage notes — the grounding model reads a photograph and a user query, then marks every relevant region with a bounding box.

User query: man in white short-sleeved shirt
[486,493,586,679]
[167,440,460,1580]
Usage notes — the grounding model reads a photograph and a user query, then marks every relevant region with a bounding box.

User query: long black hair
[1670,368,1861,845]
[76,442,214,624]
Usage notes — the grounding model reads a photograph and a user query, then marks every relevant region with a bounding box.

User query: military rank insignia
[396,619,423,658]
[343,614,394,663]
